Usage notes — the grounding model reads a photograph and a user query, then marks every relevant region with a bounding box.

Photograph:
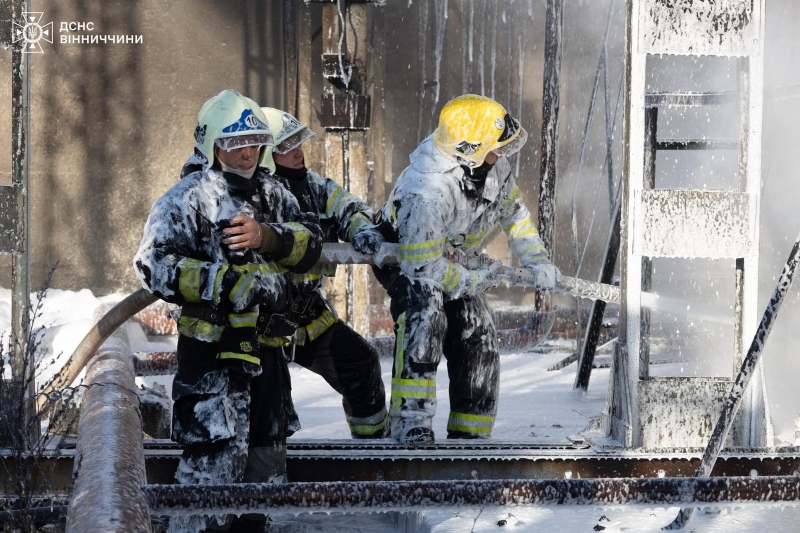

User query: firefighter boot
[229,444,287,531]
[392,416,435,446]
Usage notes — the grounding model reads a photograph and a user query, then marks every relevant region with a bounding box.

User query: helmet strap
[461,160,494,195]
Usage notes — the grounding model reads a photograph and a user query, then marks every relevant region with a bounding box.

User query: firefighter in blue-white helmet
[135,89,322,533]
[353,95,560,446]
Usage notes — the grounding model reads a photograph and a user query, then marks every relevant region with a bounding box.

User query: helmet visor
[215,133,274,152]
[274,128,316,155]
[493,126,528,158]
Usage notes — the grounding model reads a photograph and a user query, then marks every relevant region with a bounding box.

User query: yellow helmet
[432,94,528,168]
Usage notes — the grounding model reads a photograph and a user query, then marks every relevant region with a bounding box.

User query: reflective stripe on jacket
[377,135,547,299]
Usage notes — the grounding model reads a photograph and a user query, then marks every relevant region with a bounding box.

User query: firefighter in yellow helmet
[353,94,560,445]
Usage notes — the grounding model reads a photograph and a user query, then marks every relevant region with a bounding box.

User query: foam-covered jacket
[272,166,374,343]
[376,135,548,300]
[134,165,321,342]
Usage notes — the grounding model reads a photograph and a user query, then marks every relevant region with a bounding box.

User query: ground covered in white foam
[2,288,799,532]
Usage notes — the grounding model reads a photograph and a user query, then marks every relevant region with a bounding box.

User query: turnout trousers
[292,319,388,438]
[386,275,500,440]
[167,335,299,533]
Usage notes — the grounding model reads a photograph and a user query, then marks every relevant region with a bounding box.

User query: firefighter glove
[525,259,561,291]
[217,263,288,313]
[470,260,504,296]
[352,224,385,255]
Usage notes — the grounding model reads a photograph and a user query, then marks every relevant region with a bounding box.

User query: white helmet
[194,89,276,172]
[261,107,316,154]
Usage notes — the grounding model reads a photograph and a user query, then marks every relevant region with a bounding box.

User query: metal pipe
[574,193,621,391]
[143,475,800,515]
[10,0,34,448]
[66,307,151,533]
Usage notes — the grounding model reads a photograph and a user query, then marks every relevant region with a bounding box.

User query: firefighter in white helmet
[135,89,322,533]
[353,94,560,445]
[261,106,388,439]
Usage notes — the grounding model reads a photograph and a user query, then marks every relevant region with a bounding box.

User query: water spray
[664,229,800,530]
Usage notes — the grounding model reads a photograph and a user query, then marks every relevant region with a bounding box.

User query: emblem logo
[239,341,254,353]
[455,141,481,155]
[194,124,206,144]
[494,117,505,130]
[13,12,53,54]
[281,114,302,137]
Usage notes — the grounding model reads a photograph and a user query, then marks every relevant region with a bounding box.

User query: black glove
[217,323,262,376]
[352,224,385,254]
[217,219,256,265]
[217,264,288,314]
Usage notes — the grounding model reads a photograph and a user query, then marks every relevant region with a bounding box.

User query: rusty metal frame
[143,475,800,515]
[7,439,800,492]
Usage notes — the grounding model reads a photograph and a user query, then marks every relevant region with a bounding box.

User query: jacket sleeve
[318,176,374,241]
[134,190,225,306]
[392,183,487,299]
[497,175,549,266]
[261,183,323,273]
[134,185,290,310]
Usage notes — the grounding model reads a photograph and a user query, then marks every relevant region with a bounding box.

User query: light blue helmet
[193,89,276,172]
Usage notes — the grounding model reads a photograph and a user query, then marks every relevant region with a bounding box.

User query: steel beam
[7,441,800,490]
[656,139,739,151]
[538,0,563,253]
[574,198,621,392]
[143,475,800,515]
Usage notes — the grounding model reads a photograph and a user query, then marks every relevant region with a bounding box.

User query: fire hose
[37,243,617,412]
[321,243,620,304]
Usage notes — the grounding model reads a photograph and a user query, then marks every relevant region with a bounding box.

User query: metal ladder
[606,0,770,448]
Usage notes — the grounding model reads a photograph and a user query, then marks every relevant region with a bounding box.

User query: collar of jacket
[180,151,205,179]
[205,167,262,197]
[410,135,501,203]
[274,163,309,182]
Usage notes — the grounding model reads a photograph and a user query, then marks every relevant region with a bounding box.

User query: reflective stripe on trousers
[388,277,500,438]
